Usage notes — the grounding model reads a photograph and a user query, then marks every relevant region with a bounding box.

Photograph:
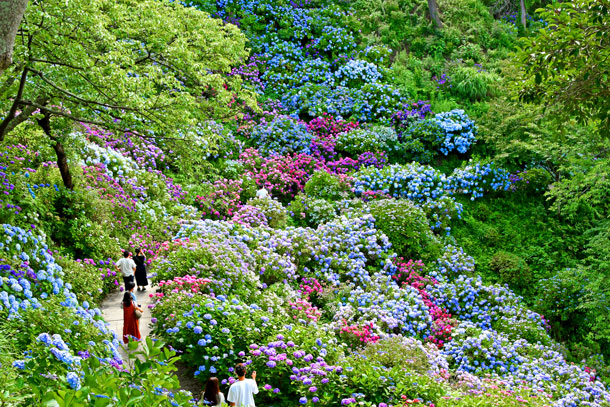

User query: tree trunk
[52,139,74,190]
[427,0,443,29]
[0,0,29,75]
[520,0,527,30]
[37,112,74,190]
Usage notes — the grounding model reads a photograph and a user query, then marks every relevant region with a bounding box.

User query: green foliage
[288,194,338,228]
[547,157,610,223]
[452,194,579,294]
[342,339,447,403]
[448,65,501,102]
[0,0,257,157]
[304,171,353,201]
[13,337,192,406]
[368,199,441,261]
[488,250,531,290]
[56,257,107,304]
[6,297,113,357]
[515,0,610,135]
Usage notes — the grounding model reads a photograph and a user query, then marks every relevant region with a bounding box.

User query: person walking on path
[199,377,225,406]
[116,250,136,289]
[133,248,148,291]
[122,292,143,344]
[227,363,258,407]
[126,282,138,307]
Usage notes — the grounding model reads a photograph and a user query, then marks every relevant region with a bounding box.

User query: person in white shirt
[227,363,258,407]
[115,250,136,289]
[255,188,269,199]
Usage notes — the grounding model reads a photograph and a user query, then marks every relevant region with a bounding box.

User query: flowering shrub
[246,197,288,229]
[240,148,327,201]
[195,178,245,220]
[249,115,313,156]
[335,126,399,155]
[231,205,269,227]
[288,194,337,228]
[404,110,477,156]
[391,101,434,138]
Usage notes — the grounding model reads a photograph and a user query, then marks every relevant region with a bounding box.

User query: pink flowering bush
[239,148,328,201]
[340,321,381,346]
[196,178,245,220]
[157,275,212,294]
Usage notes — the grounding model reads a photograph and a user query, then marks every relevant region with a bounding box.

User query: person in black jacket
[133,247,148,291]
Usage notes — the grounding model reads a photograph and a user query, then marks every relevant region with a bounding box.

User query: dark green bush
[489,251,532,289]
[368,199,441,261]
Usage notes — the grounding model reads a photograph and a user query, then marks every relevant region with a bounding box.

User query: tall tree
[515,0,610,135]
[0,0,257,189]
[428,0,443,29]
[0,0,28,75]
[519,0,527,29]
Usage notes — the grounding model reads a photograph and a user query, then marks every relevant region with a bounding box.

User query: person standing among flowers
[133,247,148,291]
[227,363,258,407]
[121,291,143,343]
[126,282,138,307]
[115,250,136,289]
[199,377,225,406]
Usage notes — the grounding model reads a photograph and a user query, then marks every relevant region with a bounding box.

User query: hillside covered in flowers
[1,0,610,406]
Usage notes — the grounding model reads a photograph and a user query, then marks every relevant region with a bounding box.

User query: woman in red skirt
[122,292,143,344]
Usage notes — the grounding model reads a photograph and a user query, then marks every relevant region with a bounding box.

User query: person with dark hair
[115,250,136,289]
[227,363,258,407]
[133,247,148,291]
[126,282,138,306]
[122,291,143,344]
[199,377,225,406]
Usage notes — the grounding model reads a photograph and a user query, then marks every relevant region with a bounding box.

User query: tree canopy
[0,0,257,187]
[515,0,610,135]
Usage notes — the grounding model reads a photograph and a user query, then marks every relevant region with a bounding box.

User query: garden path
[100,283,156,359]
[99,281,204,397]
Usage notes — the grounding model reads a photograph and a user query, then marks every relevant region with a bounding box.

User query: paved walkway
[100,282,156,359]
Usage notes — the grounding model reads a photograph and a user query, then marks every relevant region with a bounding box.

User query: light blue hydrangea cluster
[82,142,139,177]
[334,59,383,87]
[430,275,549,338]
[431,109,477,155]
[448,161,512,198]
[432,245,476,280]
[250,115,312,156]
[0,224,65,316]
[355,162,511,202]
[442,322,530,374]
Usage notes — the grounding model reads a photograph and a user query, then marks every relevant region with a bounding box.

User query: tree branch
[0,66,28,140]
[29,69,144,111]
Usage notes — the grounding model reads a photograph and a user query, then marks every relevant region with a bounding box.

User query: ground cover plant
[1,0,610,405]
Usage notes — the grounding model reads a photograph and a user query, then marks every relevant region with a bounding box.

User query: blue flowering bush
[334,278,432,338]
[402,109,477,157]
[150,291,277,381]
[249,115,313,156]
